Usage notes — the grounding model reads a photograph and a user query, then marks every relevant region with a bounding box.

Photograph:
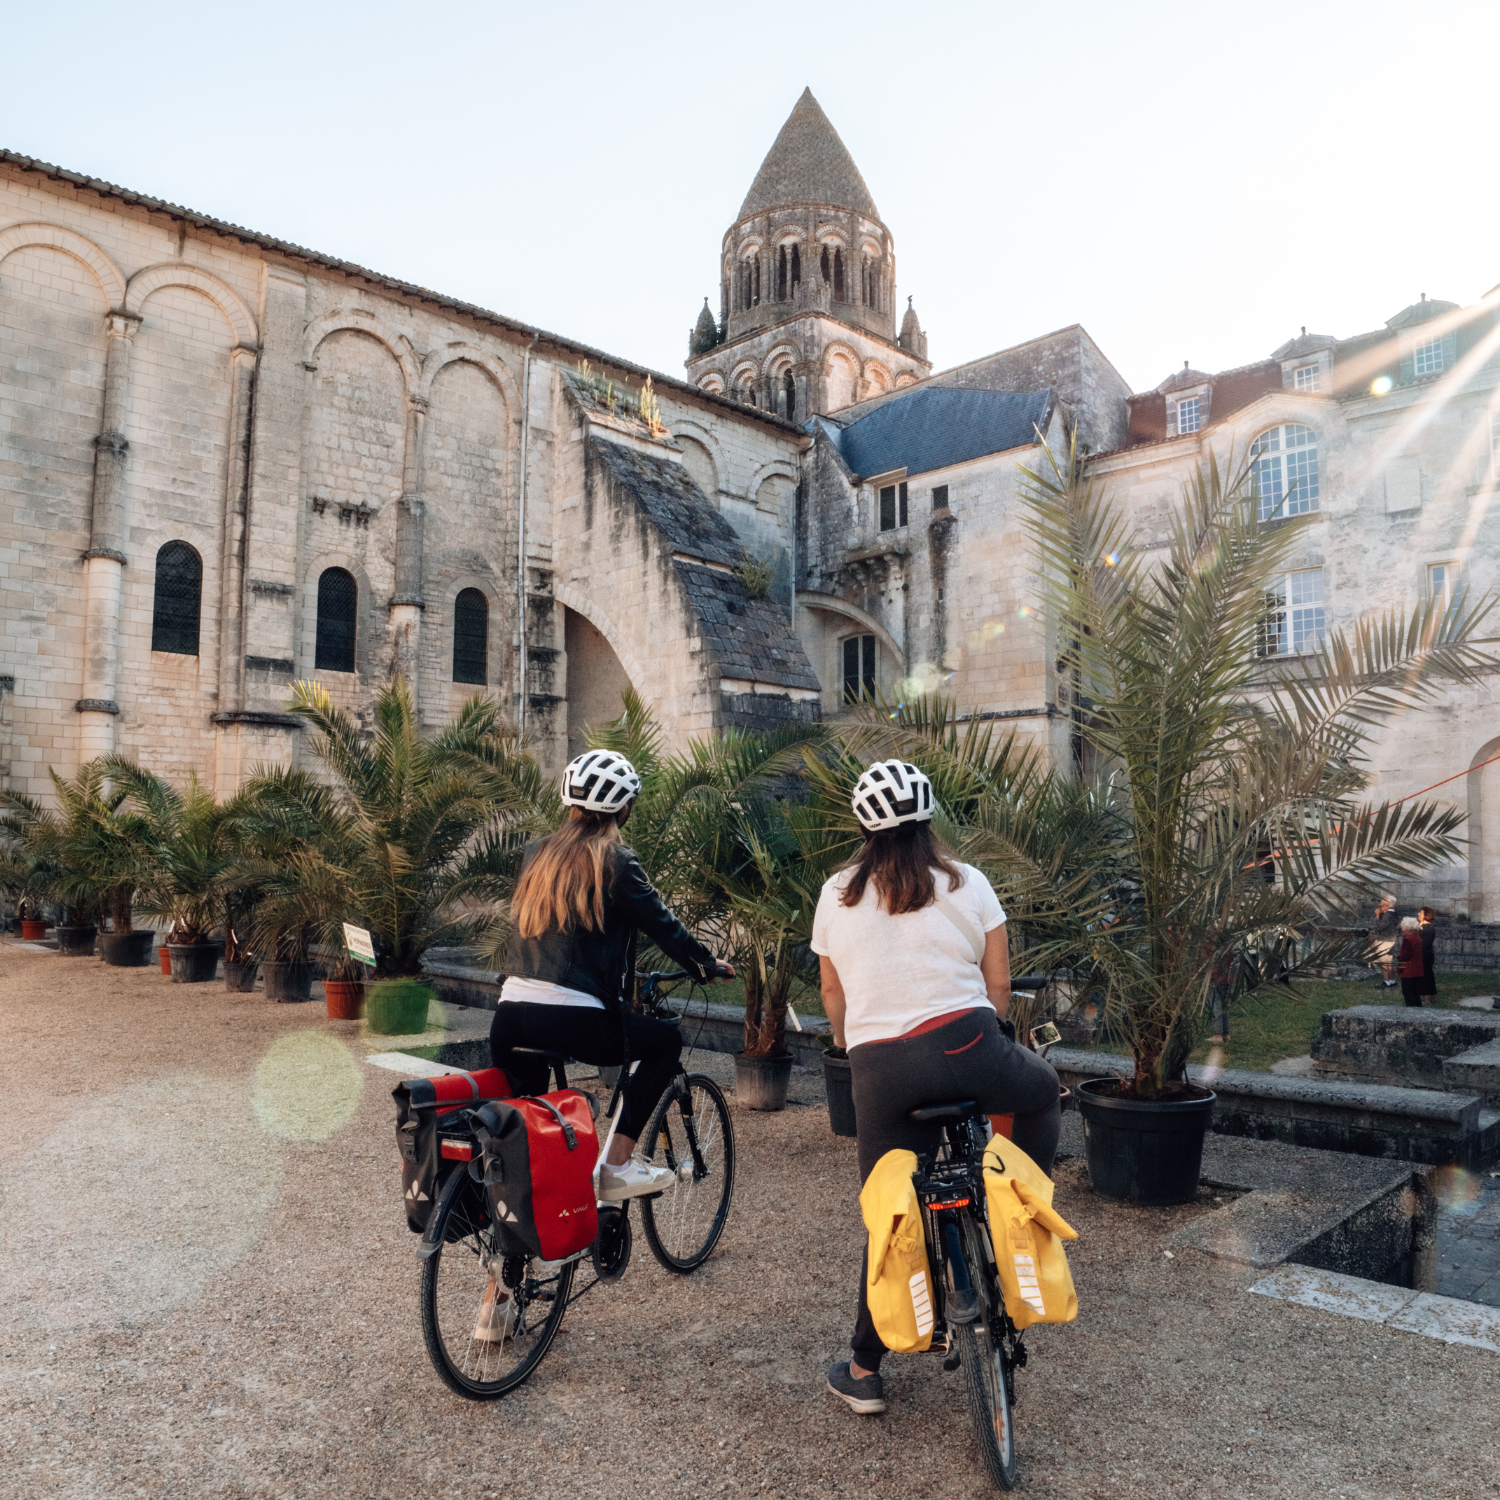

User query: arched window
[820,245,831,284]
[782,371,796,421]
[833,248,845,302]
[777,245,788,300]
[452,588,488,685]
[315,567,357,673]
[791,244,801,293]
[150,541,202,655]
[1252,423,1320,521]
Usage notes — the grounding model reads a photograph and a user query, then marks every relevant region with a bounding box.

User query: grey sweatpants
[847,1006,1061,1369]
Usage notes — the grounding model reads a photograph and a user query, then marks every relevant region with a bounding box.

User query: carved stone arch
[797,589,903,673]
[821,340,863,375]
[552,582,652,700]
[863,360,893,393]
[894,372,920,389]
[670,417,725,502]
[737,236,764,259]
[125,262,258,346]
[304,310,421,395]
[0,221,126,306]
[729,359,760,391]
[669,417,726,472]
[816,225,848,248]
[418,342,521,413]
[748,458,798,495]
[775,225,808,245]
[762,343,801,377]
[697,373,726,394]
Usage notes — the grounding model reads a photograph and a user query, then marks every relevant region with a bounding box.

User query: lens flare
[1105,552,1120,567]
[253,1030,363,1141]
[1370,376,1393,396]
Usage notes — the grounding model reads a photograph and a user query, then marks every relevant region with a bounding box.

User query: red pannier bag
[393,1067,513,1234]
[473,1091,600,1261]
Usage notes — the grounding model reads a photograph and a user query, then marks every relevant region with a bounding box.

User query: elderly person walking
[1370,895,1400,988]
[1396,917,1426,1007]
[1418,907,1439,1005]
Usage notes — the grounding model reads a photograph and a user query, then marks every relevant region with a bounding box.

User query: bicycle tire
[419,1166,575,1400]
[639,1072,735,1272]
[954,1214,1018,1491]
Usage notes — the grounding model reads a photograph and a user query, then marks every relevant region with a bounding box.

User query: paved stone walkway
[1434,1166,1500,1305]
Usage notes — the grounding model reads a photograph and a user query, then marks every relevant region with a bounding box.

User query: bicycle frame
[913,1115,1026,1388]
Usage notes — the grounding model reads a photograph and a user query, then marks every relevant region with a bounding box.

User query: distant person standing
[1397,917,1426,1007]
[1418,907,1439,1005]
[1370,895,1399,988]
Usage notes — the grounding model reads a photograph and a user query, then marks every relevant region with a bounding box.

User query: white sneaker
[597,1157,676,1202]
[473,1282,517,1343]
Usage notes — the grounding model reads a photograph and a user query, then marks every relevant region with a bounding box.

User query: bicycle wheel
[639,1072,735,1272]
[954,1213,1018,1490]
[419,1167,575,1400]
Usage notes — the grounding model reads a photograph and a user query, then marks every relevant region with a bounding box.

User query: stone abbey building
[3,91,1498,917]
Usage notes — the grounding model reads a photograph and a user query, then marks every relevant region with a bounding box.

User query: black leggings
[488,1002,681,1142]
[847,1007,1061,1371]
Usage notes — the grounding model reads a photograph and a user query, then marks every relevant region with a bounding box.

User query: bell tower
[686,88,930,420]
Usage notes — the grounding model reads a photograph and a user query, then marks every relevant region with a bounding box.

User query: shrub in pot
[324,959,367,1020]
[1019,436,1492,1204]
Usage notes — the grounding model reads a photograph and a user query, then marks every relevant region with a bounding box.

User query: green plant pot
[366,978,434,1036]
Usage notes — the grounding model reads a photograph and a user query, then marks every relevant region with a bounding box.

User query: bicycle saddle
[907,1099,979,1124]
[507,1046,570,1063]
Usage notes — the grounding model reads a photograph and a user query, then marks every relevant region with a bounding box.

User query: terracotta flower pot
[324,979,366,1020]
[20,919,47,941]
[158,945,172,975]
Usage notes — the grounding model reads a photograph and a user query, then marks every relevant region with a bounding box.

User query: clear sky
[5,1,1497,395]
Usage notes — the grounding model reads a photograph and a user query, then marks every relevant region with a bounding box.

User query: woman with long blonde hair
[490,749,733,1202]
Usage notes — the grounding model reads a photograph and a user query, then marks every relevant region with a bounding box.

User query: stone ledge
[1444,1039,1500,1107]
[1311,1005,1500,1090]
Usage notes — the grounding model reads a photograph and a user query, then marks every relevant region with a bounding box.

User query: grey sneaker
[598,1157,676,1202]
[826,1361,886,1414]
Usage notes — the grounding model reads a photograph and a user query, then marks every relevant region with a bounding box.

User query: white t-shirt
[499,976,604,1010]
[810,862,1006,1049]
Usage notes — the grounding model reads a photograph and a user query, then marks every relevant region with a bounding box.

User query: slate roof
[738,88,879,221]
[826,387,1052,480]
[1271,331,1337,360]
[587,436,819,694]
[1157,365,1213,393]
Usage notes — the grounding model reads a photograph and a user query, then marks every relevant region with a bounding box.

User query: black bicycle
[908,1099,1029,1492]
[418,970,736,1399]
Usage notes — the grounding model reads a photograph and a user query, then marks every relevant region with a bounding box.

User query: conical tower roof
[738,88,879,221]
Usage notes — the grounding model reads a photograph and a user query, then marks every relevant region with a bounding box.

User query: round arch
[304,310,421,396]
[417,342,522,413]
[552,581,652,706]
[124,263,258,347]
[796,590,902,664]
[0,221,126,306]
[762,342,800,377]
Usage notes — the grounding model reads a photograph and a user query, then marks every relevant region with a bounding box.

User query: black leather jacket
[502,841,718,1013]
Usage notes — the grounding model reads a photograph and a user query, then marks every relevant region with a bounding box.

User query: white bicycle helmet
[851,759,934,832]
[560,749,641,813]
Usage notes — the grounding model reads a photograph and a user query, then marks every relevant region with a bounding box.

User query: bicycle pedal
[942,1351,962,1372]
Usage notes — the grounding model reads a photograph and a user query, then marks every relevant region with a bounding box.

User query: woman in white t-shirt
[813,759,1061,1417]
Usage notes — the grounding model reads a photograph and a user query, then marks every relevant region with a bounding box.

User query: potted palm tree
[1019,436,1494,1203]
[242,678,541,1014]
[108,763,229,982]
[0,837,58,940]
[3,764,152,961]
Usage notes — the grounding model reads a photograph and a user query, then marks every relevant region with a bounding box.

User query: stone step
[1310,1005,1500,1090]
[1443,1040,1500,1108]
[1049,1045,1489,1167]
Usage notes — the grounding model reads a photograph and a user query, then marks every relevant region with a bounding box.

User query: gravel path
[1,941,1494,1499]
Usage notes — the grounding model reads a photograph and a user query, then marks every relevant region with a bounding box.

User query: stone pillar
[77,310,142,761]
[390,396,428,710]
[216,344,259,716]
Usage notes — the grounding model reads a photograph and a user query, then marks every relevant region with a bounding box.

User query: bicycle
[417,969,736,1400]
[907,1098,1030,1492]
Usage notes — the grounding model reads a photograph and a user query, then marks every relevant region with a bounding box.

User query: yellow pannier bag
[860,1149,935,1353]
[982,1134,1080,1331]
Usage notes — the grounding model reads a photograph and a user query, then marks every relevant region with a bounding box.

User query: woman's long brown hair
[839,821,963,915]
[511,807,625,937]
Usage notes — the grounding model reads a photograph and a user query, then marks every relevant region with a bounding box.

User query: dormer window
[1293,365,1320,392]
[1175,396,1203,434]
[1414,337,1445,377]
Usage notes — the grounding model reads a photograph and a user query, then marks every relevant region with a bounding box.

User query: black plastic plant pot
[262,959,314,1003]
[735,1051,793,1111]
[54,923,98,957]
[223,959,259,993]
[100,929,156,967]
[822,1049,857,1137]
[1076,1077,1215,1206]
[168,941,222,984]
